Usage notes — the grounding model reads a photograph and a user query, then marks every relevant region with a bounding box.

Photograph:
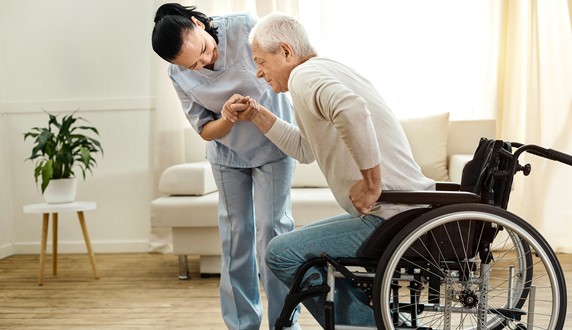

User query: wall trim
[1,97,156,114]
[0,243,14,260]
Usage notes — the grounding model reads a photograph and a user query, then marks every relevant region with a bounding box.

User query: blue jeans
[211,157,298,330]
[265,213,384,327]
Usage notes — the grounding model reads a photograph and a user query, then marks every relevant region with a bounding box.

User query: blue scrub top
[169,13,294,168]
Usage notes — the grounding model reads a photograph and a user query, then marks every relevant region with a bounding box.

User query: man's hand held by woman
[221,94,276,133]
[222,94,260,123]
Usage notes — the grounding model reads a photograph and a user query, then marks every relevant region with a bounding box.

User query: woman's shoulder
[214,13,257,61]
[215,12,257,30]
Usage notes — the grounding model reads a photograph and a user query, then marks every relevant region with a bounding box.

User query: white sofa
[150,113,495,278]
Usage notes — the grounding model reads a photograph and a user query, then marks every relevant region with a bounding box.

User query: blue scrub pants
[265,213,385,327]
[211,157,298,330]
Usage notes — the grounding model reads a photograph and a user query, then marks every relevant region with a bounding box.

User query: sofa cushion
[448,154,473,184]
[400,112,450,181]
[158,161,217,196]
[151,194,219,227]
[291,188,345,225]
[151,187,345,229]
[291,162,328,188]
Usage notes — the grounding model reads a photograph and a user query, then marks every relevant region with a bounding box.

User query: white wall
[0,0,157,256]
[0,114,14,259]
[0,9,14,258]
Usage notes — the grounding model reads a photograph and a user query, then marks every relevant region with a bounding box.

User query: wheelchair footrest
[275,284,330,328]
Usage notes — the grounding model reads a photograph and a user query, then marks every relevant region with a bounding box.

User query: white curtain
[488,0,572,252]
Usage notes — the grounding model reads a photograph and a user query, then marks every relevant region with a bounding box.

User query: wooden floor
[0,252,571,329]
[0,253,321,329]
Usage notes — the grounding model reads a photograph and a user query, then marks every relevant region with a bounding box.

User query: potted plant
[23,110,103,203]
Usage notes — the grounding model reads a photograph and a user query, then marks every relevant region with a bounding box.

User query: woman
[152,4,299,330]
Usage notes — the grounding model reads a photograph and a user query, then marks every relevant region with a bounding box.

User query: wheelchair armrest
[435,181,461,191]
[378,190,481,206]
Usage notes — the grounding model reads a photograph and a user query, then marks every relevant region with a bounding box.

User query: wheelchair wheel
[372,204,566,330]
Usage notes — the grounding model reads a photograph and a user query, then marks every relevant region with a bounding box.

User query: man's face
[252,40,292,93]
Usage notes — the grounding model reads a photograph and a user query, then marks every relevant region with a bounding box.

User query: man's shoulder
[292,57,341,74]
[290,58,336,87]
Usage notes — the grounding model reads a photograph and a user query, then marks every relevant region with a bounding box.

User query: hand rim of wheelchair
[372,203,566,330]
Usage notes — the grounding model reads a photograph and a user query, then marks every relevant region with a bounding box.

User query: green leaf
[41,160,54,193]
[23,110,103,194]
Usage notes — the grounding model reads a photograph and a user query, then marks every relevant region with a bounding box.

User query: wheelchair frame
[275,138,572,330]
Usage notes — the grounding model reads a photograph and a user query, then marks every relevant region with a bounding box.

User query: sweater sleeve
[292,67,381,170]
[265,118,316,164]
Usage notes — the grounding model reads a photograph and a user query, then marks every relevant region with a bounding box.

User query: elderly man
[223,13,434,327]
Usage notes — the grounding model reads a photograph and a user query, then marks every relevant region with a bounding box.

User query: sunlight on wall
[298,0,495,120]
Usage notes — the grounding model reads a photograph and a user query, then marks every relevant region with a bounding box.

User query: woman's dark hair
[152,3,218,61]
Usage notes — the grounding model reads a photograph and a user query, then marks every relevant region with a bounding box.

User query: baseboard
[12,240,151,255]
[0,243,14,259]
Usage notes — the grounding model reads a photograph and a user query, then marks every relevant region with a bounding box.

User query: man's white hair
[249,12,316,57]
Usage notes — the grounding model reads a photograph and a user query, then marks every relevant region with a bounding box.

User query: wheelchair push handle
[512,142,572,166]
[546,148,572,166]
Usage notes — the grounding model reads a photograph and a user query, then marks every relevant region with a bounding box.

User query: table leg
[39,213,49,286]
[52,213,58,275]
[77,211,99,279]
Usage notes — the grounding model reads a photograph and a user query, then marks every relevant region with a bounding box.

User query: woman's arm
[171,77,234,141]
[189,93,238,141]
[198,117,235,141]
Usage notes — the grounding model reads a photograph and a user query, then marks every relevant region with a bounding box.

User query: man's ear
[280,43,294,60]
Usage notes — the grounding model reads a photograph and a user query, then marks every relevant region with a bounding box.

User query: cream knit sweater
[265,57,434,219]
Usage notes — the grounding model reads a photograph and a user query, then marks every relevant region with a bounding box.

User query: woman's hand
[234,96,260,122]
[221,94,246,123]
[221,94,260,123]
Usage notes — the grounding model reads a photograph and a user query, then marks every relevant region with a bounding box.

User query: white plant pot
[43,178,77,204]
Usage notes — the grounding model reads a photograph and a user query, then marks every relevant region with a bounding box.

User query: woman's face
[172,17,218,70]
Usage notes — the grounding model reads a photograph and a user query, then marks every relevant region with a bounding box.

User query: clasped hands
[221,94,260,123]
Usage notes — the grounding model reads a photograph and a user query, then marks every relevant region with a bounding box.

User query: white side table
[23,201,99,285]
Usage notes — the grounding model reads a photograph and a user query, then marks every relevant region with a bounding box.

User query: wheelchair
[275,138,572,330]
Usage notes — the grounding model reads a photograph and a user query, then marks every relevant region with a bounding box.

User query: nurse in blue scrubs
[152,4,299,330]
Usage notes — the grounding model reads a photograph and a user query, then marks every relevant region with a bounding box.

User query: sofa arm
[159,160,217,196]
[448,154,473,184]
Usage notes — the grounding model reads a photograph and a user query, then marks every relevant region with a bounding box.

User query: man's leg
[266,214,383,327]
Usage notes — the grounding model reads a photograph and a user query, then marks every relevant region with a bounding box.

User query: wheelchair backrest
[460,138,515,209]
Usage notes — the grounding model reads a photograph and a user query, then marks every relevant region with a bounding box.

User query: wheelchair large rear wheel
[372,204,566,330]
